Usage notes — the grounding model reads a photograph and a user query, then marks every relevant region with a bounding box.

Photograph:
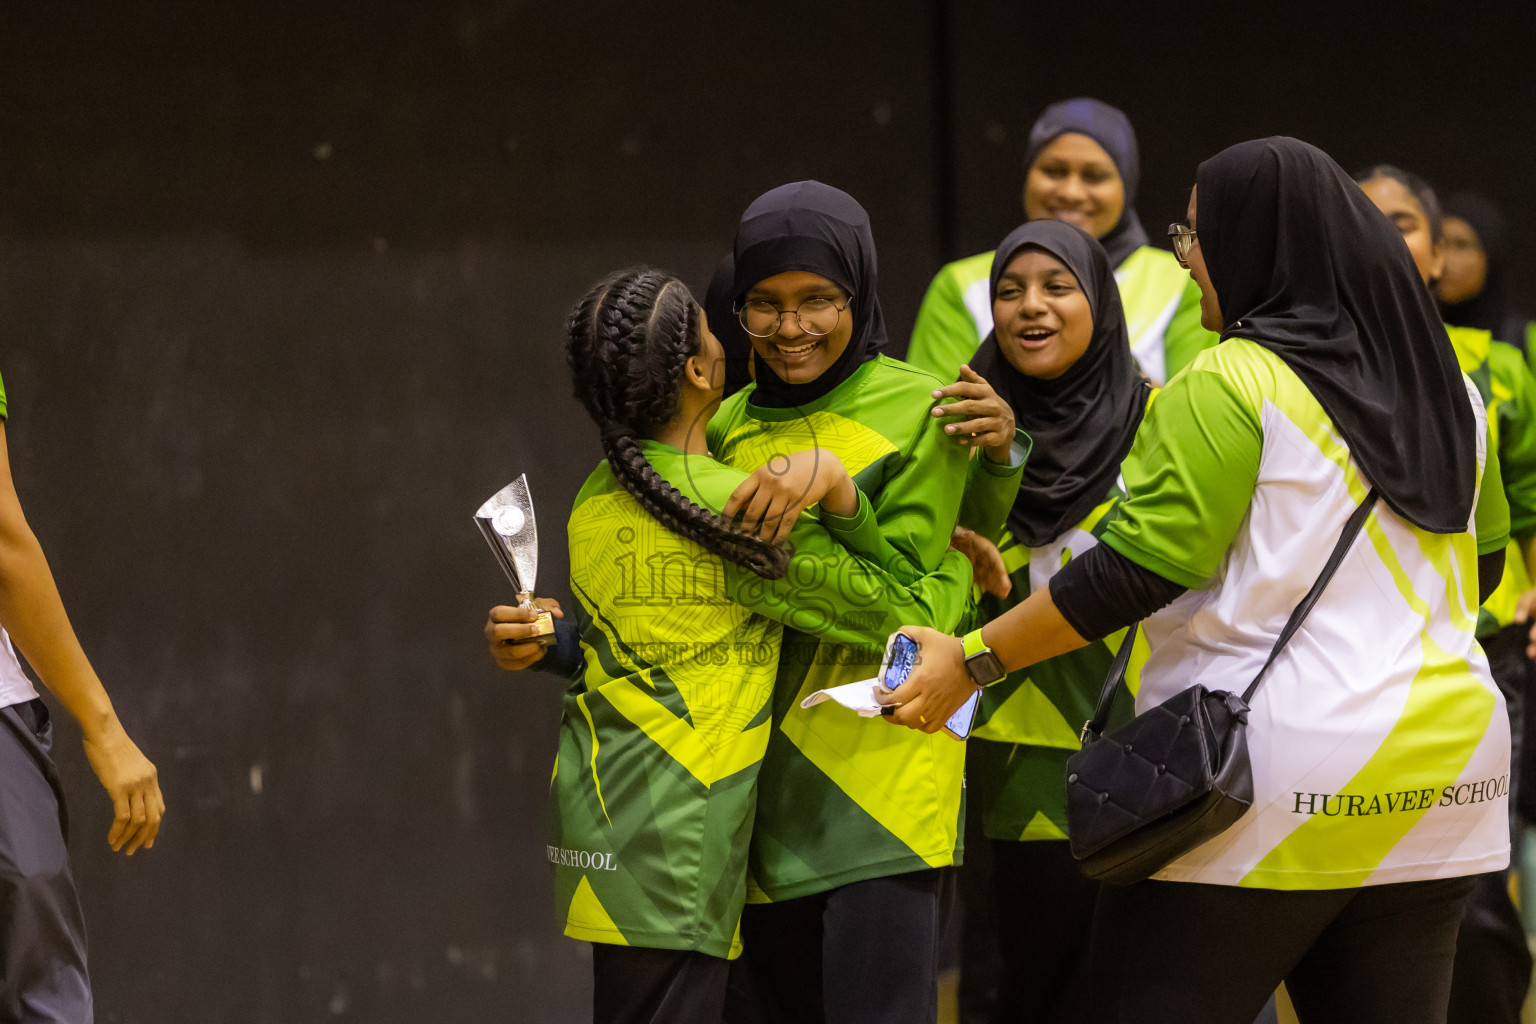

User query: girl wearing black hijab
[707,180,1026,1024]
[1440,191,1536,358]
[964,219,1151,1021]
[909,97,1216,387]
[884,138,1512,1023]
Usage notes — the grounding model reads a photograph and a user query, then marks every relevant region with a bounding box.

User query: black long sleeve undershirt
[1049,543,1187,643]
[1479,549,1506,607]
[1050,544,1508,645]
[537,618,584,679]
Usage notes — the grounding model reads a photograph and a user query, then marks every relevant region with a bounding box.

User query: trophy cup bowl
[475,474,557,646]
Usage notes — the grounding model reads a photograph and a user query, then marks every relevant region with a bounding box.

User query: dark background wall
[0,3,1529,1021]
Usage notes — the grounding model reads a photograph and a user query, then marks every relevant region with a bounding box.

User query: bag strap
[1080,488,1379,742]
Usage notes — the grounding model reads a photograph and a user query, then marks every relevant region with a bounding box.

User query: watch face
[967,649,1005,687]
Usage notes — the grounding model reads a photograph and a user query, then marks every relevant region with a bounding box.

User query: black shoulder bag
[1065,489,1379,886]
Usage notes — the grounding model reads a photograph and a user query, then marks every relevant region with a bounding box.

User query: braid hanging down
[566,267,791,580]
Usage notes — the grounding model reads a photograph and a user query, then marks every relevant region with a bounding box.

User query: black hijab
[1197,137,1477,534]
[1441,191,1525,345]
[1023,98,1149,268]
[971,220,1151,547]
[703,253,755,399]
[732,181,886,408]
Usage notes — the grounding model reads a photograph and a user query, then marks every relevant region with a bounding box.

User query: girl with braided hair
[543,266,985,1024]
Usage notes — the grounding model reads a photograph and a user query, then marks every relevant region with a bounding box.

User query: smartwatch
[962,629,1006,688]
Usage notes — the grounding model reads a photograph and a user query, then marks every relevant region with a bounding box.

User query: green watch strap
[962,629,1005,686]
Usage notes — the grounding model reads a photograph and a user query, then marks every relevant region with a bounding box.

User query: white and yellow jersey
[1106,339,1511,889]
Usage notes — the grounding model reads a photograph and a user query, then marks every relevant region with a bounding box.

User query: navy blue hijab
[732,181,887,408]
[970,220,1151,546]
[1197,137,1477,534]
[1024,98,1149,268]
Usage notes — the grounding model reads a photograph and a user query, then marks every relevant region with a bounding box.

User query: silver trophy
[475,474,556,645]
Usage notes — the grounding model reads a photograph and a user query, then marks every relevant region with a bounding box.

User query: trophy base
[518,596,558,647]
[529,609,557,647]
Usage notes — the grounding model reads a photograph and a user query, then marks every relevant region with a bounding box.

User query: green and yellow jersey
[1445,324,1536,634]
[706,355,1023,901]
[906,244,1216,386]
[554,441,977,957]
[969,487,1146,844]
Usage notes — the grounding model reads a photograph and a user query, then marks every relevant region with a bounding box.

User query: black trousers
[734,869,943,1024]
[1445,623,1535,1024]
[591,944,731,1024]
[1089,875,1475,1024]
[0,699,92,1024]
[987,840,1097,1024]
[1446,871,1532,1024]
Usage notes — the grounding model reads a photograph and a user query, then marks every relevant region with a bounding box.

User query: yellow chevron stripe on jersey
[717,408,899,478]
[566,875,630,946]
[981,678,1081,749]
[603,676,772,788]
[1000,537,1028,575]
[1022,810,1068,841]
[776,656,962,869]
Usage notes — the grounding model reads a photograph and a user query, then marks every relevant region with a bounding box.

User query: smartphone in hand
[879,632,980,741]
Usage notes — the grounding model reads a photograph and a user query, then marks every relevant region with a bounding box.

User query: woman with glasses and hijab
[885,137,1512,1024]
[709,180,1027,1024]
[908,97,1215,388]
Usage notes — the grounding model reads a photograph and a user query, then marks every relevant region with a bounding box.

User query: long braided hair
[566,267,791,580]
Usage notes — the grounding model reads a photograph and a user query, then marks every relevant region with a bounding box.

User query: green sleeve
[1489,343,1536,541]
[957,430,1030,543]
[723,524,977,646]
[1160,278,1219,382]
[906,265,981,381]
[868,406,976,576]
[818,488,921,584]
[1102,369,1264,589]
[1476,421,1511,556]
[0,368,8,420]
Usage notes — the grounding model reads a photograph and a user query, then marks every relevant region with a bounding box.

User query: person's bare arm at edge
[877,584,1087,733]
[0,424,163,853]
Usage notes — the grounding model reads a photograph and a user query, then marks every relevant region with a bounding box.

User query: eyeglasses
[737,295,851,339]
[1167,223,1199,268]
